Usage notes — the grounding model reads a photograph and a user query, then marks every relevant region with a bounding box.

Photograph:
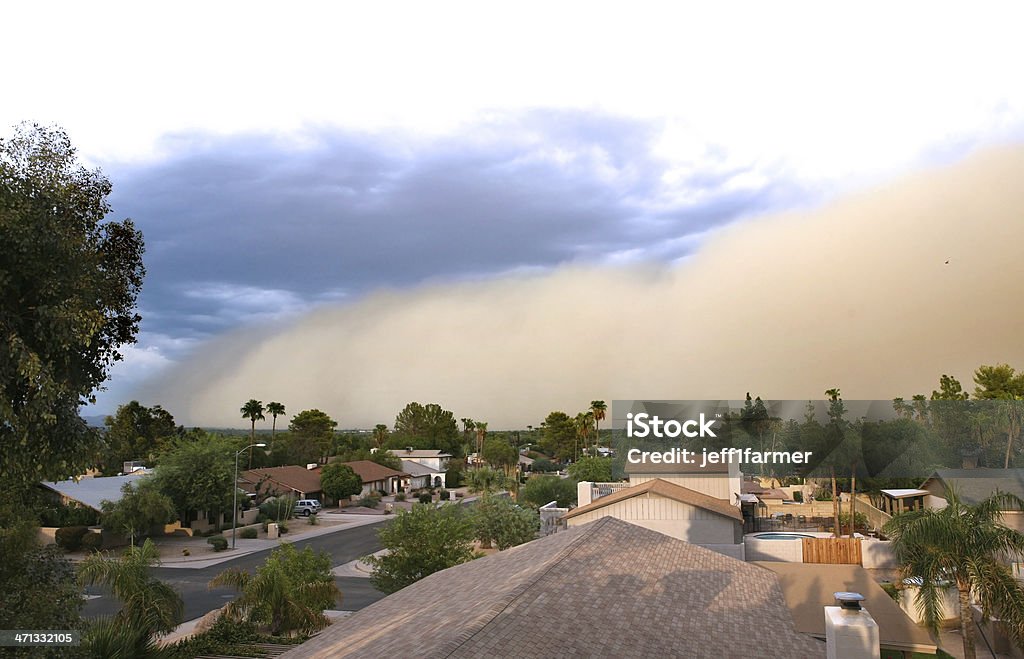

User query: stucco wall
[566,494,739,545]
[744,537,803,562]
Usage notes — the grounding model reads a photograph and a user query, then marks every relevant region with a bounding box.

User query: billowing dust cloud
[138,147,1024,428]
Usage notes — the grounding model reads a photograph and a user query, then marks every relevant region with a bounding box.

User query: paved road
[83,520,389,621]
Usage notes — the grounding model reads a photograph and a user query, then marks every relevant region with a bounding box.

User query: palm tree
[825,388,843,538]
[883,489,1024,659]
[590,401,607,450]
[208,544,341,636]
[474,421,488,462]
[78,538,184,637]
[574,412,593,462]
[241,399,265,469]
[266,401,285,453]
[373,424,389,448]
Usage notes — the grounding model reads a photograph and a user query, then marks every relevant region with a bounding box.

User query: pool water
[753,533,815,540]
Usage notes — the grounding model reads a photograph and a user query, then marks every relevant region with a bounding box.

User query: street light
[233,443,267,549]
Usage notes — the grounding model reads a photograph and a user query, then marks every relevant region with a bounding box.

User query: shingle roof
[921,468,1024,505]
[342,460,408,483]
[563,478,743,522]
[40,473,150,511]
[399,460,442,478]
[241,466,324,497]
[280,517,823,658]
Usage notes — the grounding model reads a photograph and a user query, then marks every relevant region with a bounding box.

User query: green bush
[259,495,295,521]
[39,504,100,528]
[395,492,406,502]
[80,531,103,552]
[439,489,450,500]
[278,522,288,534]
[792,491,803,502]
[418,493,433,504]
[54,525,90,551]
[357,494,381,508]
[239,527,258,539]
[207,536,228,552]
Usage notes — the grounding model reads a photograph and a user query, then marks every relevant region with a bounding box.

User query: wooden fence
[801,537,862,565]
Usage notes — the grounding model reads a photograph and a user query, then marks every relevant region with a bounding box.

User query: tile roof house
[564,478,744,559]
[278,517,824,658]
[341,460,408,496]
[240,466,324,500]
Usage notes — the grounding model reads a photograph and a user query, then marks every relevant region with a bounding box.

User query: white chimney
[825,592,880,659]
[577,481,592,507]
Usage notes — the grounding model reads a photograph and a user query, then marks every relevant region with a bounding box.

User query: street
[83,519,389,622]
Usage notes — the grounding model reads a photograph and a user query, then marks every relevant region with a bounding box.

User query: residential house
[564,478,745,559]
[277,517,825,658]
[625,456,742,504]
[342,460,408,496]
[920,468,1024,533]
[41,472,151,512]
[386,448,451,489]
[240,466,325,500]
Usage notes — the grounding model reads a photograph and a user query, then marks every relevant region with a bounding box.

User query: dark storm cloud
[102,111,804,342]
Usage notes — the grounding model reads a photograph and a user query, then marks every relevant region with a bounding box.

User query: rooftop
[921,468,1024,504]
[241,466,324,496]
[386,449,452,459]
[564,477,743,522]
[280,517,822,658]
[341,460,408,483]
[40,473,150,511]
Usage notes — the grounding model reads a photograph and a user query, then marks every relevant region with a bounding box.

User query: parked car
[293,499,322,516]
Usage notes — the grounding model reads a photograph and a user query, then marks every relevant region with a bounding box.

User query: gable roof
[341,460,408,483]
[279,517,822,658]
[398,460,442,478]
[756,562,936,654]
[921,468,1024,504]
[40,473,150,511]
[563,477,743,522]
[241,466,324,496]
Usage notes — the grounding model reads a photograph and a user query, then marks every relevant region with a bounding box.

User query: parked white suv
[293,499,322,516]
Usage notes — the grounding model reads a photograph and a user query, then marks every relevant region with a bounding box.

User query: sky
[5,3,1024,427]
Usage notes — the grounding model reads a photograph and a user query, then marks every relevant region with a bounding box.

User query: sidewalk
[70,513,389,570]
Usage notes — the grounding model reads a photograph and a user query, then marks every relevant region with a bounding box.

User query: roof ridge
[437,519,612,658]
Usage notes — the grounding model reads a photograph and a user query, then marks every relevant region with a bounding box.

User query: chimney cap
[834,591,865,610]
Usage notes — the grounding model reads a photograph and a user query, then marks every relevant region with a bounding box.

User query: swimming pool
[752,532,815,540]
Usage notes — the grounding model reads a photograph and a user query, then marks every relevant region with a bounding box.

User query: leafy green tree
[209,543,340,636]
[467,466,506,494]
[567,456,613,482]
[482,437,517,474]
[100,480,177,546]
[1,123,145,485]
[392,402,460,455]
[289,409,337,464]
[152,435,235,527]
[473,495,539,549]
[365,503,476,593]
[973,364,1024,399]
[520,475,577,508]
[370,450,403,471]
[101,401,178,474]
[372,423,389,448]
[0,520,82,657]
[79,538,183,636]
[883,490,1024,659]
[540,411,575,460]
[932,374,970,401]
[320,462,362,504]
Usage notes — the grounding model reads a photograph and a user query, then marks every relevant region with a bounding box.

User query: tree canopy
[1,123,145,485]
[101,401,179,474]
[152,434,235,525]
[320,462,362,503]
[567,456,612,482]
[366,503,476,593]
[391,402,460,455]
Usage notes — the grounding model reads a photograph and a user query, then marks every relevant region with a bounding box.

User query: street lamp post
[233,443,266,549]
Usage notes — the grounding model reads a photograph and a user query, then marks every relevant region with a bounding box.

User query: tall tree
[393,402,460,455]
[884,490,1024,659]
[101,401,179,474]
[372,423,389,448]
[574,411,593,461]
[152,435,235,527]
[240,399,265,468]
[474,421,488,458]
[319,463,362,505]
[973,364,1024,468]
[100,480,177,547]
[825,388,844,538]
[590,400,607,449]
[1,123,145,486]
[266,401,285,453]
[540,411,576,460]
[288,409,337,464]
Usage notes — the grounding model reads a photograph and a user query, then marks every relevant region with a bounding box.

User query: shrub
[307,514,319,526]
[278,522,289,534]
[357,494,381,508]
[207,536,228,552]
[39,504,100,528]
[879,582,900,602]
[259,495,295,522]
[80,531,103,552]
[55,525,90,551]
[531,458,557,473]
[418,493,433,504]
[395,492,406,502]
[377,489,388,497]
[239,527,257,540]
